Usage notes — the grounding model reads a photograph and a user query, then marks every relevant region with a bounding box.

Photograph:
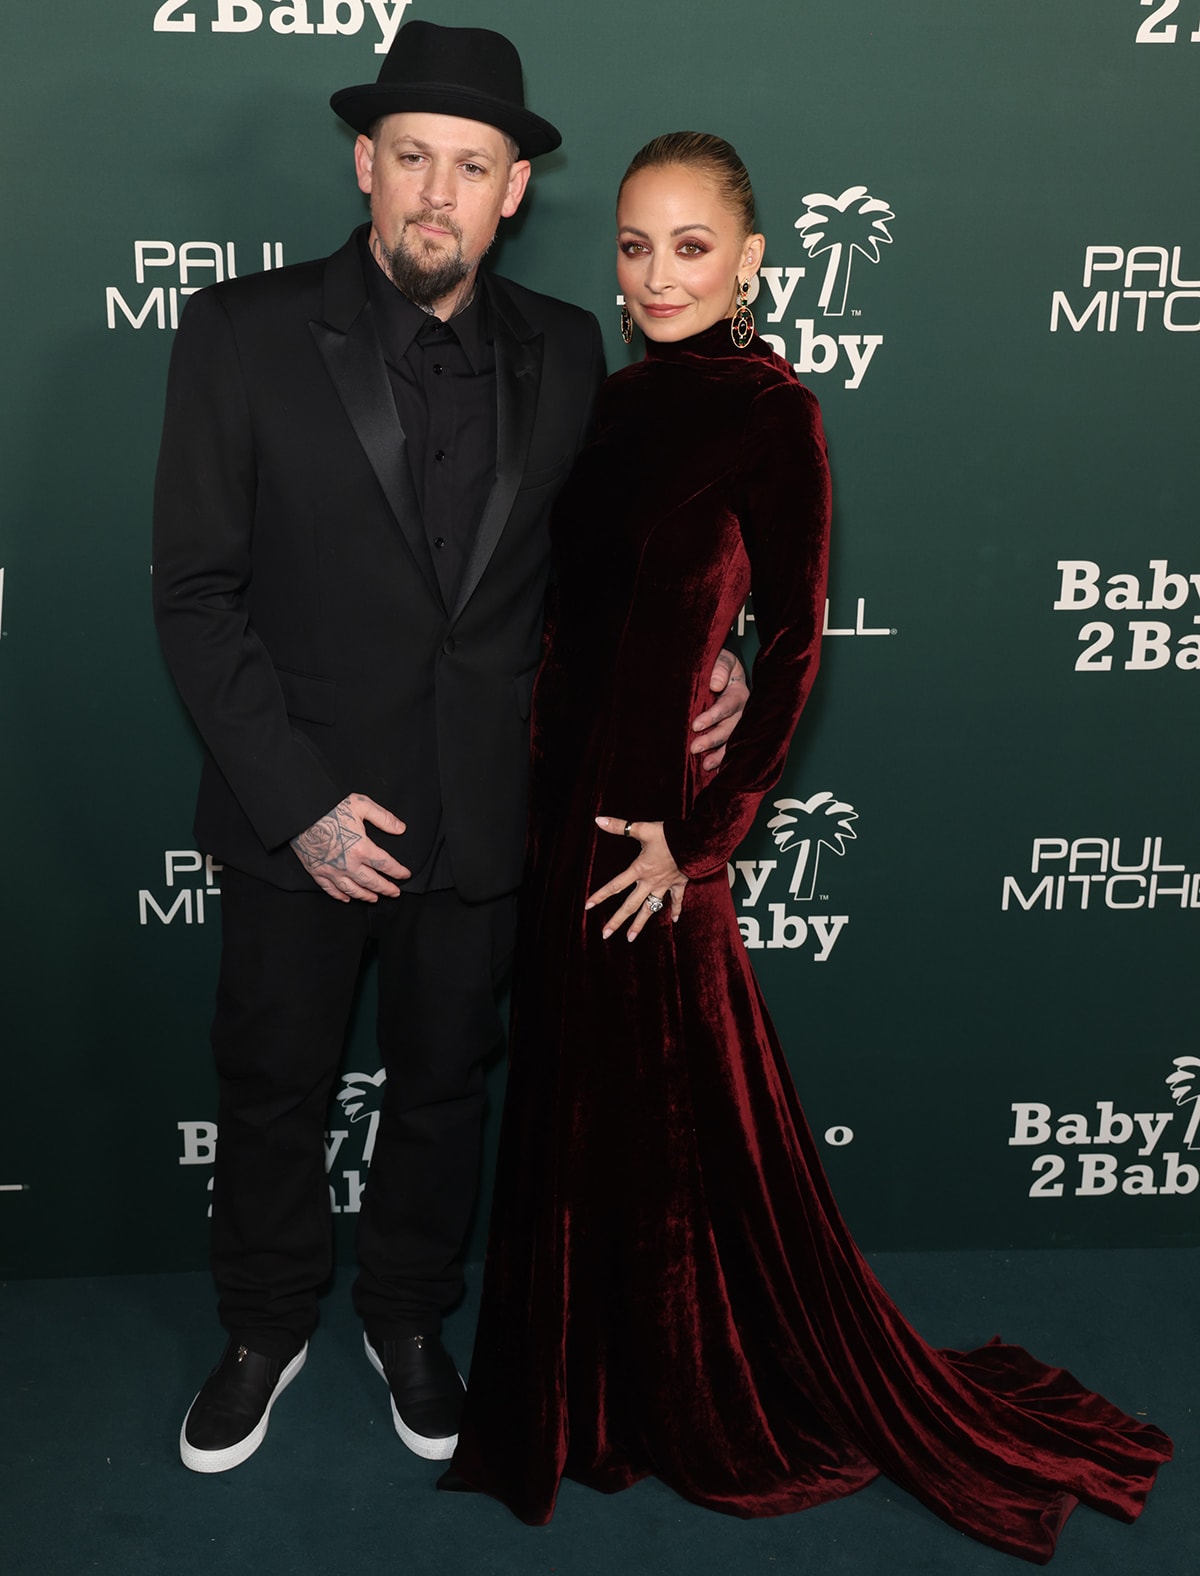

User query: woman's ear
[741,231,766,277]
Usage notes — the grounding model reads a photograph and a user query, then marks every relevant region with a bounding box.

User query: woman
[449,133,1171,1562]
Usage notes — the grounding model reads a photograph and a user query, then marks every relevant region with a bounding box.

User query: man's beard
[379,212,478,309]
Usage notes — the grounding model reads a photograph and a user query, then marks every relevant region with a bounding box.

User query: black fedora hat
[330,20,561,158]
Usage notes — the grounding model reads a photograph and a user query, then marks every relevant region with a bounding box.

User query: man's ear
[354,133,375,196]
[501,159,532,219]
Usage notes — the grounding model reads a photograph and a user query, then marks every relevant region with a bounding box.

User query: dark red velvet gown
[451,322,1171,1562]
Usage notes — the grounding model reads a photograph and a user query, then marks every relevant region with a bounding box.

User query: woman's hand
[586,817,688,940]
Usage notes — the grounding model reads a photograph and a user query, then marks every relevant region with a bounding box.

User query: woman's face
[616,163,764,343]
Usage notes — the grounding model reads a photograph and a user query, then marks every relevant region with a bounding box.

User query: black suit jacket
[153,226,604,900]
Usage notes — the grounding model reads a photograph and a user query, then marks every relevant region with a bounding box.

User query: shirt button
[434,537,446,550]
[434,449,446,462]
[433,364,444,375]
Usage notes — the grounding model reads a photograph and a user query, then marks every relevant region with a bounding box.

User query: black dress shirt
[363,242,497,611]
[363,242,499,891]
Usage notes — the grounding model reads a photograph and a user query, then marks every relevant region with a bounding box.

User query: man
[153,21,743,1475]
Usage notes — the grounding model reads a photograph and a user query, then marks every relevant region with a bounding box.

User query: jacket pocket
[277,666,336,726]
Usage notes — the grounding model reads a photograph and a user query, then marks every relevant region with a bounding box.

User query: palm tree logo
[766,792,859,901]
[1165,1056,1200,1151]
[335,1069,387,1165]
[794,186,895,317]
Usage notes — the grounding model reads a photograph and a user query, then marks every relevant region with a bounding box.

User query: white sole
[363,1333,463,1461]
[179,1343,308,1474]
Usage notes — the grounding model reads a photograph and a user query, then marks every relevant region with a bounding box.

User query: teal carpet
[1,1249,1194,1575]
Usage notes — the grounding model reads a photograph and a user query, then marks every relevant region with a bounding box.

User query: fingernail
[595,816,609,828]
[602,928,612,940]
[584,901,594,910]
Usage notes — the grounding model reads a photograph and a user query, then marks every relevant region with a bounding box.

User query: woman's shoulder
[741,345,823,429]
[598,333,821,430]
[744,338,815,397]
[731,360,826,474]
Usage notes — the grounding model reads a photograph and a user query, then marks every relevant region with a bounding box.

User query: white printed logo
[727,791,859,961]
[1001,835,1200,913]
[1052,559,1200,673]
[336,1070,385,1132]
[1135,1,1200,46]
[153,0,411,52]
[177,1066,386,1217]
[1009,1052,1200,1199]
[766,793,859,901]
[734,593,895,642]
[794,187,895,317]
[326,1069,386,1213]
[745,181,895,390]
[1165,1056,1200,1150]
[106,239,285,331]
[139,850,222,926]
[1050,245,1200,334]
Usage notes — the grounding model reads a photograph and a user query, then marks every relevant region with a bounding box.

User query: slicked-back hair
[619,131,756,235]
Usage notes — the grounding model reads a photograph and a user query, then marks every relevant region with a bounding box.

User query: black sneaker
[179,1339,307,1473]
[364,1332,464,1460]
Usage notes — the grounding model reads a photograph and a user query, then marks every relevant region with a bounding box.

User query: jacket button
[434,537,446,550]
[443,636,456,655]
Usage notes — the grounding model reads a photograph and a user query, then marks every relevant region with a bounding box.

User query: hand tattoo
[291,797,362,872]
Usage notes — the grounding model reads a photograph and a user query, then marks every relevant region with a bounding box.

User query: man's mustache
[403,212,464,244]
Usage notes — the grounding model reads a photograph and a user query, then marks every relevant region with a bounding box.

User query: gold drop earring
[730,278,755,349]
[619,304,634,345]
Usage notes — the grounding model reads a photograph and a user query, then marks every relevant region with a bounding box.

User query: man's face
[355,112,530,313]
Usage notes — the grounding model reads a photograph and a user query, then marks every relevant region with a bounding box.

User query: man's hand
[290,793,410,903]
[690,647,748,772]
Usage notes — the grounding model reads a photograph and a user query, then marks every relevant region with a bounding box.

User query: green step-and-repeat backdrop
[1,0,1197,1277]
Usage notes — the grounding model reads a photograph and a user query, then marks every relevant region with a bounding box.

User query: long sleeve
[151,288,342,850]
[664,379,831,878]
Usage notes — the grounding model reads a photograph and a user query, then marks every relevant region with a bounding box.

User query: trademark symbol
[820,894,829,901]
[851,308,862,317]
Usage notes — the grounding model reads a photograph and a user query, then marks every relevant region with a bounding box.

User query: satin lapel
[451,308,543,622]
[310,304,443,609]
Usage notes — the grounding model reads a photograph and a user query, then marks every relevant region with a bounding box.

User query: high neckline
[642,317,757,363]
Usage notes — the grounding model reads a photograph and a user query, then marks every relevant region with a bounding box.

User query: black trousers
[209,867,517,1358]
